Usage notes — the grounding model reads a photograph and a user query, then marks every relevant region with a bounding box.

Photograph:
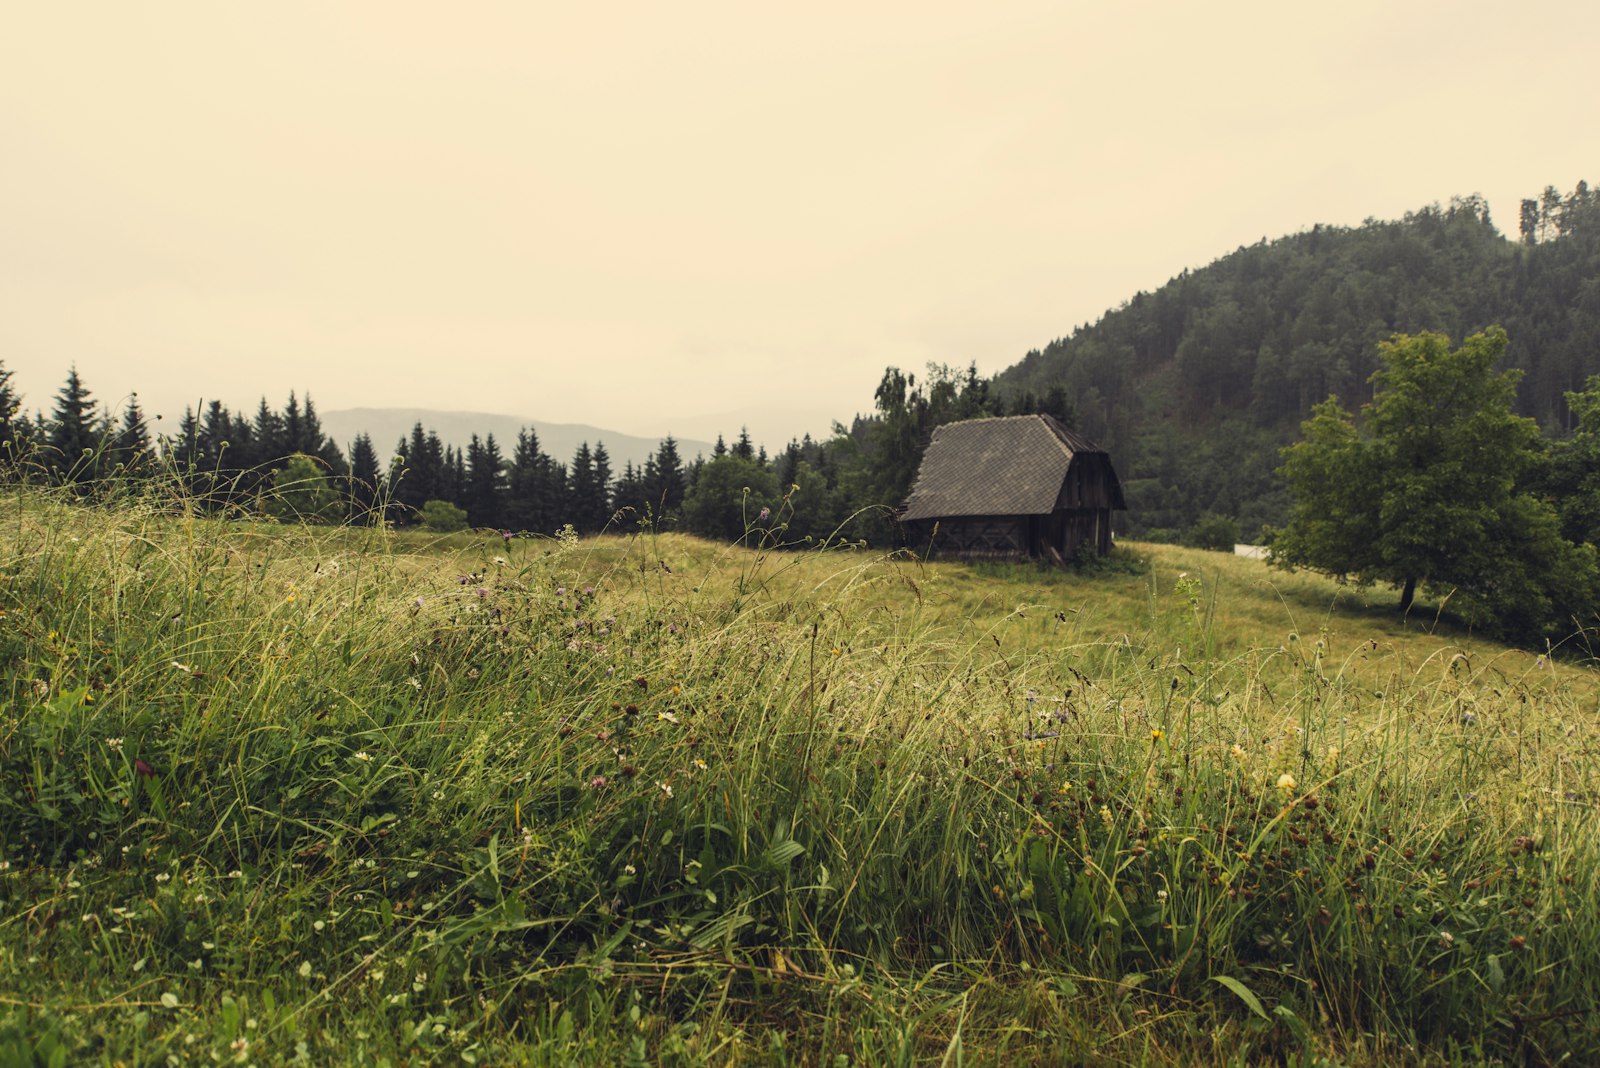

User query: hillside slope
[994,185,1600,538]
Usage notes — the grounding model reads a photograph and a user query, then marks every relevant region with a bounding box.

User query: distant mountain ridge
[319,408,717,474]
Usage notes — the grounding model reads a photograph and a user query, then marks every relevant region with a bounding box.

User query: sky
[3,1,1598,451]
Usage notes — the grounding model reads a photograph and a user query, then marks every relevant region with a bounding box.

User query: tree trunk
[1399,577,1417,614]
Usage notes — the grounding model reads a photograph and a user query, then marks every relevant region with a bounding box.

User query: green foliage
[1274,329,1598,639]
[1539,374,1600,548]
[1182,512,1241,552]
[997,182,1600,538]
[678,454,779,541]
[264,453,344,524]
[418,497,469,532]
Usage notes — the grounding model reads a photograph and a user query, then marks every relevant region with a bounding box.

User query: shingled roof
[899,414,1122,521]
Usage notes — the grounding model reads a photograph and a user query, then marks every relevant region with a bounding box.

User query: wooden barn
[898,414,1126,563]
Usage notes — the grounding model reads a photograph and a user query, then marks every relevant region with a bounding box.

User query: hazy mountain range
[318,408,717,473]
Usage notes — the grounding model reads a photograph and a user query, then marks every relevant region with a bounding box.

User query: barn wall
[908,516,1028,560]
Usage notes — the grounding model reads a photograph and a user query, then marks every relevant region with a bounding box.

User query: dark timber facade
[898,414,1126,563]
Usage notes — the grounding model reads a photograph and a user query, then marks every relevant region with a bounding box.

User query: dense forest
[3,181,1598,551]
[995,181,1600,538]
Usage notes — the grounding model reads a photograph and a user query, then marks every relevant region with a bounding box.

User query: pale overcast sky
[2,2,1596,449]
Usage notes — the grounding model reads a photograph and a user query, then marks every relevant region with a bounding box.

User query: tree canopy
[1273,328,1597,639]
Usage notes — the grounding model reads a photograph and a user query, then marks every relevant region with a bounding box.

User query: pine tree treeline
[0,364,867,542]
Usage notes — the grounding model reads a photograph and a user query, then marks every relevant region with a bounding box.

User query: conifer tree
[610,460,644,525]
[642,436,685,518]
[1,360,24,461]
[465,433,507,529]
[505,427,547,533]
[567,443,601,532]
[47,367,100,482]
[590,442,613,529]
[346,433,382,524]
[110,395,151,474]
[253,399,286,464]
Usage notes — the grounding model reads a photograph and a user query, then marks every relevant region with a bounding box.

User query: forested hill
[994,183,1600,540]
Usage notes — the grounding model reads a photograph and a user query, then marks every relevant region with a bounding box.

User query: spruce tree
[643,436,686,517]
[465,433,507,530]
[590,442,613,530]
[253,399,286,464]
[505,427,547,533]
[0,360,23,461]
[110,395,151,474]
[567,443,598,532]
[46,367,100,482]
[346,433,382,524]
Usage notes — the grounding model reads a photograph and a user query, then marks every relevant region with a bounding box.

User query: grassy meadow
[3,488,1599,1066]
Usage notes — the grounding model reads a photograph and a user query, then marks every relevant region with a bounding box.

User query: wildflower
[1157,889,1169,903]
[1230,743,1246,761]
[657,711,679,724]
[758,507,770,521]
[354,751,372,763]
[692,758,707,771]
[492,555,508,566]
[1276,773,1297,792]
[589,776,608,788]
[414,596,424,608]
[1150,728,1164,743]
[625,864,637,875]
[107,737,123,751]
[657,780,674,799]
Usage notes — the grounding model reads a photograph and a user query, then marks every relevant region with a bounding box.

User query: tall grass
[1,486,1598,1065]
